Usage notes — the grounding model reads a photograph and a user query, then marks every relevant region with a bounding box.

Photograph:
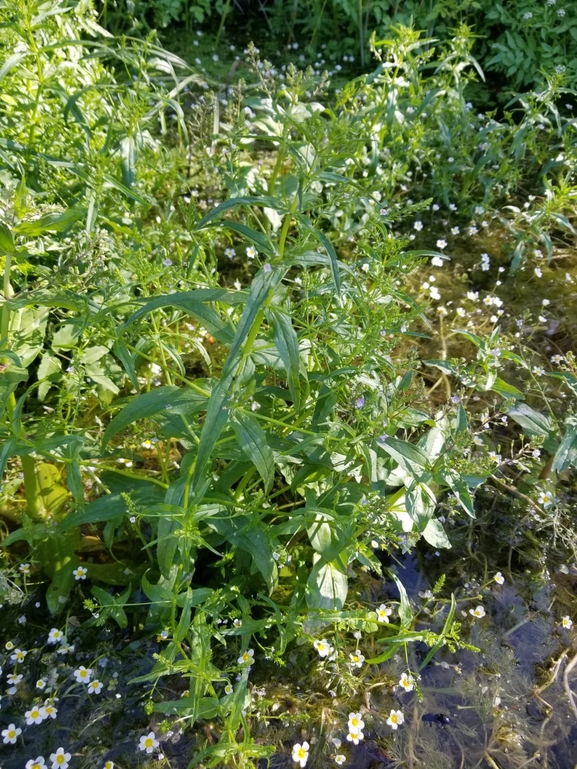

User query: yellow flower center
[56,756,66,765]
[145,738,154,748]
[391,715,398,723]
[350,717,359,727]
[297,748,306,759]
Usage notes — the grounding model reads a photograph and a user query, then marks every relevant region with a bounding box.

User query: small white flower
[2,723,22,744]
[10,648,27,663]
[47,628,64,645]
[561,616,573,629]
[74,666,93,683]
[494,572,505,585]
[436,239,447,250]
[376,604,393,623]
[238,648,255,665]
[414,220,423,231]
[292,741,310,767]
[87,680,103,694]
[246,246,257,259]
[399,673,414,692]
[551,354,564,365]
[537,490,554,508]
[349,651,365,668]
[25,757,47,769]
[25,706,46,725]
[431,256,444,267]
[73,566,88,580]
[313,639,333,658]
[348,713,365,730]
[346,729,364,745]
[50,748,71,769]
[488,451,501,463]
[469,605,486,619]
[386,709,405,729]
[139,731,159,754]
[335,756,346,765]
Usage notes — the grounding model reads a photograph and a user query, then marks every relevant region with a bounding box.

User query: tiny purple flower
[355,397,365,408]
[163,258,172,267]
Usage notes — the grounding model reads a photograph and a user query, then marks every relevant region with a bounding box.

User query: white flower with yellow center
[469,605,486,619]
[335,756,346,765]
[25,706,46,725]
[346,728,364,745]
[2,723,22,744]
[494,572,504,585]
[25,757,47,769]
[74,666,93,683]
[292,741,310,767]
[238,648,254,665]
[386,709,405,730]
[50,748,71,769]
[348,713,365,731]
[537,491,553,509]
[561,616,573,629]
[399,673,414,692]
[376,605,393,623]
[138,731,159,754]
[349,651,365,669]
[313,639,333,658]
[47,628,64,645]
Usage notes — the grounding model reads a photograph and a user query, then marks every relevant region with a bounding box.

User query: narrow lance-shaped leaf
[231,410,274,492]
[266,306,304,409]
[191,267,283,495]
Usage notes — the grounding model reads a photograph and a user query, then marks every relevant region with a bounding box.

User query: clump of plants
[1,1,576,767]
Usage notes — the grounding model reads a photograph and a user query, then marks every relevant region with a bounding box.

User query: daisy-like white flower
[25,706,46,725]
[561,616,573,629]
[19,563,31,575]
[50,748,71,769]
[537,491,554,508]
[246,246,257,259]
[386,709,405,730]
[494,572,505,585]
[88,679,104,694]
[10,648,27,663]
[551,354,564,365]
[431,256,444,267]
[47,628,64,645]
[436,239,447,250]
[138,731,159,754]
[346,728,364,745]
[349,651,365,668]
[348,713,364,730]
[225,247,236,258]
[488,451,501,463]
[73,566,88,580]
[469,605,486,619]
[313,639,333,658]
[224,683,233,695]
[36,679,47,689]
[2,723,22,744]
[7,673,23,685]
[376,604,393,623]
[238,648,254,665]
[335,756,346,765]
[74,666,93,683]
[42,700,58,720]
[5,640,15,650]
[399,673,414,692]
[26,757,47,769]
[292,742,310,767]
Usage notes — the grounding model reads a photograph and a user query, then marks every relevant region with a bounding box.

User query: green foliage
[1,4,577,767]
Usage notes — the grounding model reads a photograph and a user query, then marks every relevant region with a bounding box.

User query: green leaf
[0,221,14,254]
[119,289,239,345]
[552,423,577,473]
[103,386,208,447]
[306,555,348,610]
[192,267,282,495]
[231,411,274,492]
[392,574,412,630]
[196,196,288,229]
[422,518,451,549]
[266,306,304,408]
[16,208,82,235]
[209,516,278,593]
[491,377,524,399]
[379,437,429,476]
[507,403,555,437]
[209,221,275,258]
[295,213,341,293]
